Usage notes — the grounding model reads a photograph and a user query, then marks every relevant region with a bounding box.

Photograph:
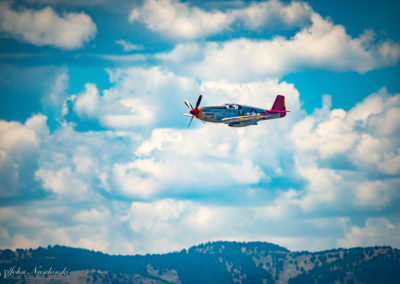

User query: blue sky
[0,0,399,254]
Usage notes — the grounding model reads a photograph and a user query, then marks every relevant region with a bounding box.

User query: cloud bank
[0,2,96,49]
[156,13,400,81]
[1,65,399,254]
[129,0,312,40]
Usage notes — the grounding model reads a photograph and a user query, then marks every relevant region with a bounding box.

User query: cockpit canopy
[225,104,241,110]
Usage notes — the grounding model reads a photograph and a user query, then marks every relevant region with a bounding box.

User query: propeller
[195,94,202,108]
[188,115,194,128]
[183,94,202,128]
[184,100,193,109]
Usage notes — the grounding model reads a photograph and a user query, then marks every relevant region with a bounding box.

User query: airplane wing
[221,113,269,123]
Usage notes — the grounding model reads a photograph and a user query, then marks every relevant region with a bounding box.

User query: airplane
[182,94,289,127]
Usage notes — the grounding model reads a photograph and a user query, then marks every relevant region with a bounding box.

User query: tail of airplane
[267,95,287,117]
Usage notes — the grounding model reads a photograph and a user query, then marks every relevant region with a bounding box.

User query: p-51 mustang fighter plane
[182,94,289,127]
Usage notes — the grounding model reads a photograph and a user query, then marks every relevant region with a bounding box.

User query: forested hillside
[0,241,399,283]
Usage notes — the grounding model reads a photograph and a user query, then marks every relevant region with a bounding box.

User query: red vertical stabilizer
[267,95,286,117]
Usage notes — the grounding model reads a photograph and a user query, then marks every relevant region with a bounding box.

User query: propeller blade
[188,115,194,128]
[195,94,202,108]
[184,100,193,109]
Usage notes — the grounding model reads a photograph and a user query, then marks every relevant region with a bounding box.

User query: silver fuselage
[199,104,281,127]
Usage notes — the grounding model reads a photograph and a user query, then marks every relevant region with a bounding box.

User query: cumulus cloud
[354,181,395,209]
[0,194,343,254]
[57,71,400,211]
[0,117,263,253]
[0,199,135,254]
[337,218,400,248]
[2,87,400,254]
[130,0,232,40]
[123,127,266,199]
[157,13,400,81]
[73,83,100,118]
[33,122,138,200]
[248,87,400,250]
[67,66,303,130]
[65,73,302,198]
[2,66,400,254]
[0,115,47,197]
[124,199,266,253]
[292,88,400,174]
[0,2,96,49]
[288,88,400,212]
[0,76,305,253]
[129,0,312,40]
[232,0,312,30]
[67,67,200,129]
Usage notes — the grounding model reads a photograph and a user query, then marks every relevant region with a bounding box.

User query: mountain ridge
[1,241,399,283]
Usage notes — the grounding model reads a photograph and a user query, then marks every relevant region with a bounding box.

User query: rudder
[271,95,286,111]
[268,95,286,117]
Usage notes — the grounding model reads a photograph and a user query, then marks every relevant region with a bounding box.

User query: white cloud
[73,207,110,224]
[111,161,159,199]
[0,197,259,254]
[41,68,69,111]
[35,166,90,197]
[72,154,94,175]
[0,2,96,49]
[122,199,370,253]
[0,200,131,253]
[250,88,400,224]
[128,199,185,232]
[0,115,47,197]
[254,189,301,221]
[0,119,40,152]
[232,0,312,29]
[289,88,400,212]
[291,95,359,159]
[354,181,395,209]
[129,0,233,40]
[157,13,400,81]
[115,39,144,52]
[63,73,303,201]
[129,0,312,40]
[337,218,400,249]
[2,77,400,255]
[32,121,140,201]
[68,67,200,129]
[73,83,100,117]
[103,77,302,199]
[112,126,267,199]
[71,82,155,128]
[124,199,269,253]
[95,54,147,62]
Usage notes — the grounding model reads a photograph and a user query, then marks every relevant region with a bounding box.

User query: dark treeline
[0,241,399,283]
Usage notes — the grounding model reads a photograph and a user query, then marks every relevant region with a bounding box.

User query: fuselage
[184,95,287,127]
[198,104,281,123]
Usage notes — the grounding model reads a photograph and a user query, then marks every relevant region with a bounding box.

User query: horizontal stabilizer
[266,110,290,113]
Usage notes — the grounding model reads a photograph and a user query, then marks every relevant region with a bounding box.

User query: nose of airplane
[190,108,199,116]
